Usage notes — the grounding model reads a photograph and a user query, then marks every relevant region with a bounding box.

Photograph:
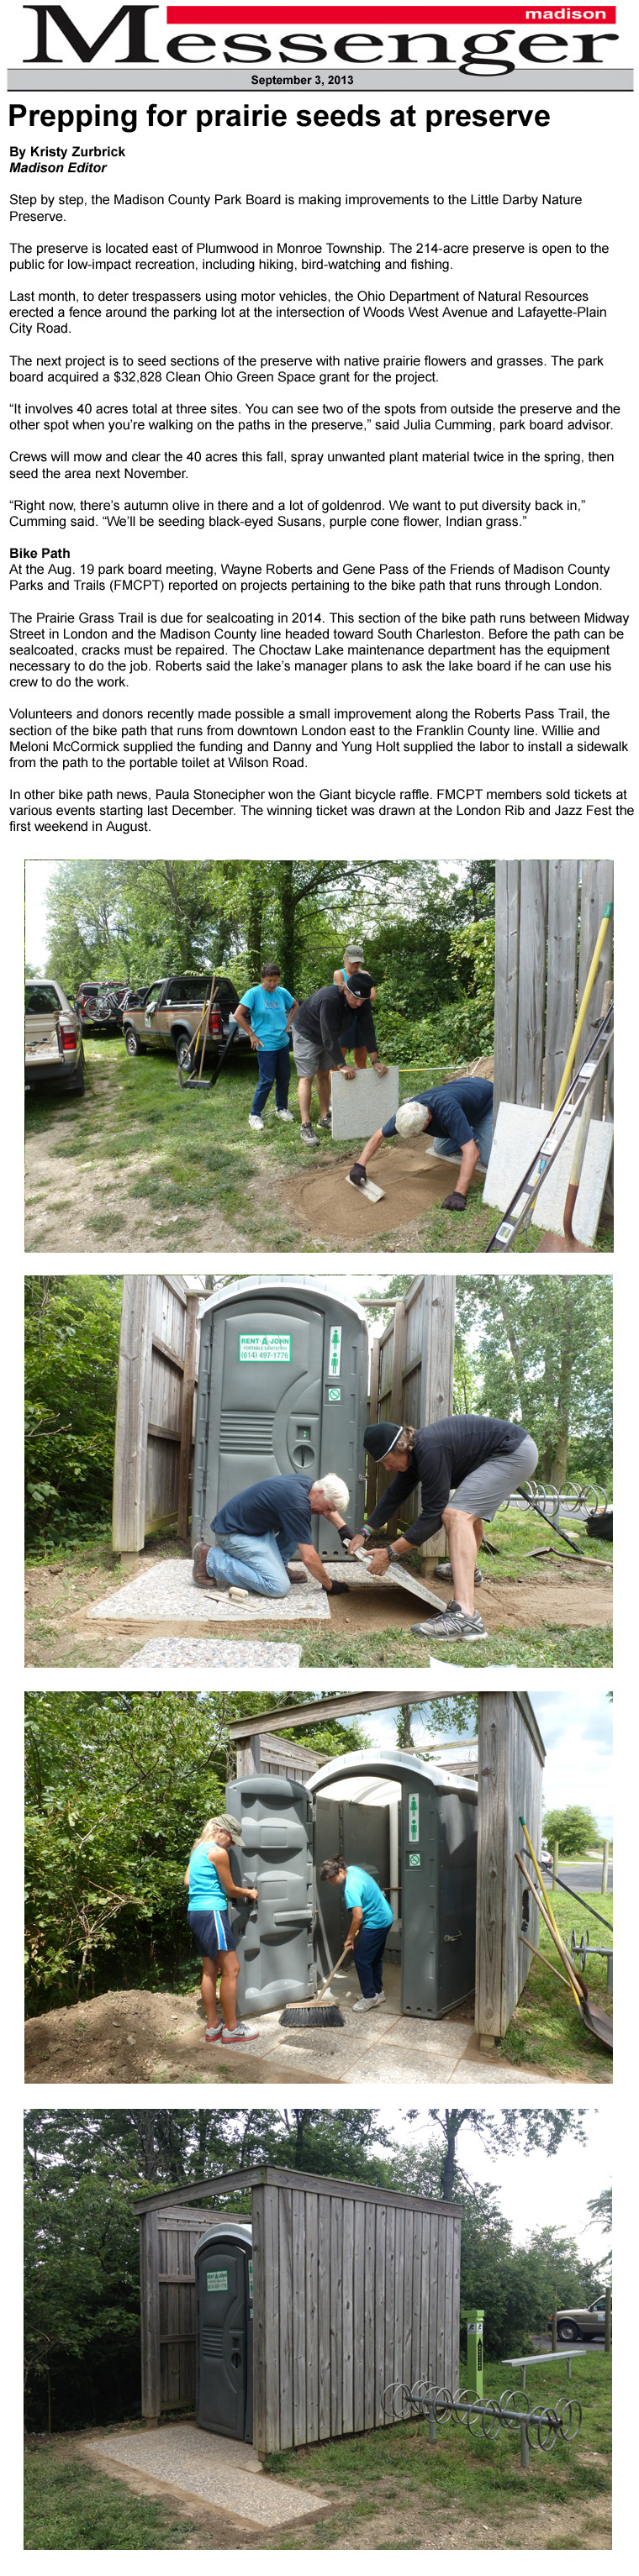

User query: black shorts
[188,1909,236,1960]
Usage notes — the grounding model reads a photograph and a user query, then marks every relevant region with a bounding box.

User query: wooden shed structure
[366,1275,455,1558]
[112,1275,202,1563]
[135,2165,462,2450]
[228,1687,545,2043]
[494,858,614,1168]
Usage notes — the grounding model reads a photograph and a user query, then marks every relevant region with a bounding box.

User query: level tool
[485,999,614,1252]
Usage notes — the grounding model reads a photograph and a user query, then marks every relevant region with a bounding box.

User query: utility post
[552,1841,559,1889]
[600,1839,610,1894]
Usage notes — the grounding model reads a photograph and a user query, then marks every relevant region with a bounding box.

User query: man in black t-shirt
[192,1469,353,1598]
[292,973,388,1144]
[348,1414,538,1642]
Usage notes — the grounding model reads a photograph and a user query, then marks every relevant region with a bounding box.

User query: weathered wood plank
[305,2191,319,2447]
[374,2205,386,2425]
[515,861,548,1107]
[393,2207,404,2392]
[352,2198,366,2434]
[545,862,579,1108]
[411,2213,422,2391]
[476,1691,509,2037]
[113,1276,156,1555]
[366,1338,381,1520]
[330,2194,343,2438]
[292,2187,307,2448]
[260,2184,280,2455]
[403,2208,415,2389]
[363,2201,376,2430]
[317,2195,331,2443]
[341,2195,355,2436]
[278,2188,293,2454]
[436,2214,447,2390]
[419,2213,430,2384]
[578,860,614,1121]
[494,863,520,1117]
[428,2212,439,2386]
[384,2206,396,2397]
[140,2211,161,2424]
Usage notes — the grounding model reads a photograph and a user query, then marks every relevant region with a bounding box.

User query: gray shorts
[446,1434,538,1523]
[292,1030,338,1078]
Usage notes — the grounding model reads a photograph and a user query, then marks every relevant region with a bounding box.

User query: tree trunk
[439,2111,466,2200]
[549,1288,576,1490]
[397,1704,415,1750]
[246,870,264,981]
[279,870,297,991]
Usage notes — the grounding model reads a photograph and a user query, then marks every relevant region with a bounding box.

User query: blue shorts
[188,1909,236,1960]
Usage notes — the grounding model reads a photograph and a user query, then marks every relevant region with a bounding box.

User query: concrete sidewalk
[82,2425,330,2531]
[199,1959,557,2089]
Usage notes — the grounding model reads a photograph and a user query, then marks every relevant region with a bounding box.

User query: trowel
[346,1175,385,1204]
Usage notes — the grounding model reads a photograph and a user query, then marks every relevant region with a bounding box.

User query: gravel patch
[85,2427,329,2529]
[121,1638,302,1669]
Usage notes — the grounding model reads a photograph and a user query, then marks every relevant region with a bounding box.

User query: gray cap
[212,1814,244,1847]
[344,944,365,962]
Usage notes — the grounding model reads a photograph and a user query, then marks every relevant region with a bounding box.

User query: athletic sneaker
[274,1107,293,1122]
[248,1113,264,1133]
[317,1112,332,1132]
[220,2021,258,2045]
[300,1122,319,1146]
[372,1990,387,2007]
[352,1995,377,2013]
[411,1601,487,1642]
[203,2021,224,2042]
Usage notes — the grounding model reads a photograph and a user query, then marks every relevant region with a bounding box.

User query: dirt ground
[24,1088,244,1255]
[283,1142,483,1249]
[32,2433,612,2552]
[24,1547,612,1667]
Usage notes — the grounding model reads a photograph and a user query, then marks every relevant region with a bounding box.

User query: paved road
[547,1862,613,1895]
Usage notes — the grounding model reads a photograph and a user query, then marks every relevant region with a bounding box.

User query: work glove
[326,1580,349,1594]
[441,1191,467,1212]
[349,1162,367,1186]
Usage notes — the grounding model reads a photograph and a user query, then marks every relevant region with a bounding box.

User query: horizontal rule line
[167,5,618,18]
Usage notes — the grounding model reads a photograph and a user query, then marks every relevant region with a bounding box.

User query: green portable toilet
[192,1278,369,1559]
[195,2223,254,2442]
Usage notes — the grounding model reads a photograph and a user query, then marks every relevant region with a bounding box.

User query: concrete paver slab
[330,1061,399,1139]
[483,1104,613,1247]
[84,2427,329,2529]
[121,1638,302,1669]
[87,1560,330,1627]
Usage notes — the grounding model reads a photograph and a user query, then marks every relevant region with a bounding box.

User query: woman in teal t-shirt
[231,961,298,1133]
[320,1853,393,2014]
[184,1815,258,2048]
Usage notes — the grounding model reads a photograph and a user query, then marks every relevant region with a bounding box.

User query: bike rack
[379,2378,583,2473]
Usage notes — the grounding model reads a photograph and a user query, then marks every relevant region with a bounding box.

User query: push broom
[279,1943,351,2029]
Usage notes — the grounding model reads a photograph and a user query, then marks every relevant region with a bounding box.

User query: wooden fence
[494,859,614,1128]
[475,1690,546,2043]
[136,2168,461,2449]
[112,1276,201,1558]
[366,1275,456,1554]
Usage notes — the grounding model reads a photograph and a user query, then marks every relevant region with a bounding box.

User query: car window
[25,986,60,1015]
[164,979,209,1004]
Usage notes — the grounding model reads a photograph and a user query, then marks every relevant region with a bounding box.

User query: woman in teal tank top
[184,1816,258,2048]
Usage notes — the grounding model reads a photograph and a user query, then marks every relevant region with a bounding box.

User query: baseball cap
[213,1814,245,1846]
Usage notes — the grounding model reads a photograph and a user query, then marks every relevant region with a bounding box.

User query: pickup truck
[121,970,250,1070]
[25,980,85,1097]
[549,2297,610,2345]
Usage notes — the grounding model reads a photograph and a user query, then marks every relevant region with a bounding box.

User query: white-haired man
[348,1077,494,1211]
[193,1469,352,1598]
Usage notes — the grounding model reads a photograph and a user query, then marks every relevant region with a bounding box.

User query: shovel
[515,1853,613,2052]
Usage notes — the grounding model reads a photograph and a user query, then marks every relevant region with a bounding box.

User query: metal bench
[503,2348,594,2389]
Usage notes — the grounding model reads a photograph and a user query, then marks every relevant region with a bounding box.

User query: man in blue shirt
[192,1468,353,1597]
[320,1853,393,2011]
[348,1076,494,1212]
[232,960,298,1133]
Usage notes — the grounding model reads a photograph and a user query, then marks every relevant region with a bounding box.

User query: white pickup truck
[25,980,85,1099]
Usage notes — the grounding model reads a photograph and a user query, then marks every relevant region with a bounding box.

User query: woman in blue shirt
[184,1814,259,2047]
[320,1853,393,2013]
[232,960,298,1133]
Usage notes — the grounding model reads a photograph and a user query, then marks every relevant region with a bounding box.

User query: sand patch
[283,1143,483,1249]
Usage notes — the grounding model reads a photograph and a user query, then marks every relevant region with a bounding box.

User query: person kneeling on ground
[333,943,378,1067]
[348,1075,494,1208]
[184,1814,259,2047]
[348,1413,538,1642]
[192,1469,354,1597]
[231,959,298,1133]
[292,973,388,1145]
[320,1853,393,2012]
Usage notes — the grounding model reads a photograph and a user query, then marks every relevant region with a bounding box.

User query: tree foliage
[41,859,495,1065]
[24,1690,369,2008]
[541,1806,600,1856]
[455,1277,612,1488]
[24,1276,122,1550]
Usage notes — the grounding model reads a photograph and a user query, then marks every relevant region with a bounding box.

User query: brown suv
[121,971,249,1070]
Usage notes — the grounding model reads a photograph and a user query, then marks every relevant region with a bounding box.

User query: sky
[351,1688,612,1835]
[382,2108,611,2274]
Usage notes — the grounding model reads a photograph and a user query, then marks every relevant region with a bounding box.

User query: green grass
[24,2447,198,2551]
[262,2353,611,2550]
[24,1041,615,1251]
[500,1884,612,2079]
[298,1625,612,1671]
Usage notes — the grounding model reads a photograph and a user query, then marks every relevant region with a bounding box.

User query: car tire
[557,2323,580,2344]
[124,1026,145,1057]
[175,1033,194,1070]
[66,1059,85,1096]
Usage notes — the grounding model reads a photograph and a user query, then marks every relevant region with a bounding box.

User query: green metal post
[462,2309,484,2399]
